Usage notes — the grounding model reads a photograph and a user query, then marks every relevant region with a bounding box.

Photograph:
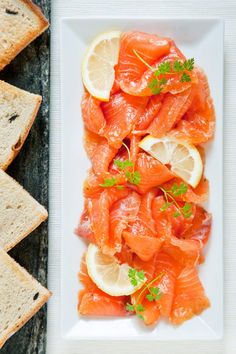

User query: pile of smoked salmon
[75,31,214,326]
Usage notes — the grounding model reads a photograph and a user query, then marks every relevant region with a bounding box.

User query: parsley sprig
[128,268,145,286]
[133,49,195,94]
[126,269,163,320]
[159,182,193,218]
[99,142,141,189]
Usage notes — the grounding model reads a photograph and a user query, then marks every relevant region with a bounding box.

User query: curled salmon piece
[102,92,148,148]
[107,191,141,254]
[170,68,215,144]
[123,231,163,262]
[87,188,129,254]
[136,153,174,194]
[84,130,118,174]
[75,199,95,243]
[147,87,194,137]
[81,92,106,135]
[116,31,170,96]
[79,292,128,317]
[129,189,157,237]
[134,94,164,132]
[170,267,210,324]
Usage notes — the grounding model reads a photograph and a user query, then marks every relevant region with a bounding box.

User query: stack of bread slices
[0,0,50,349]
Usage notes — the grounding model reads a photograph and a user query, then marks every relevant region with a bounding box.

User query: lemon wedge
[139,135,203,188]
[82,31,121,101]
[86,243,146,296]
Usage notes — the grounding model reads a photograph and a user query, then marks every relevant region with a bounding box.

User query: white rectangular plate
[60,17,223,340]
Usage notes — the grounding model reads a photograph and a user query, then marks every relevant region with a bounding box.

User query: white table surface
[48,0,236,353]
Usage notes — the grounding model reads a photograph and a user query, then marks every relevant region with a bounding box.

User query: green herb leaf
[137,270,145,281]
[128,268,136,277]
[171,182,188,196]
[126,303,134,312]
[137,313,144,320]
[146,286,162,302]
[147,79,162,94]
[182,203,191,212]
[128,268,145,287]
[116,185,124,190]
[136,304,145,312]
[126,171,141,185]
[180,72,191,82]
[160,202,172,212]
[181,203,193,218]
[146,293,154,302]
[114,159,134,171]
[159,77,168,85]
[183,58,195,71]
[150,286,159,295]
[156,61,171,75]
[160,185,192,219]
[173,60,184,72]
[99,177,118,188]
[173,211,181,218]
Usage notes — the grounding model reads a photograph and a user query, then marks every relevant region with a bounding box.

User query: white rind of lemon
[82,31,121,101]
[139,135,203,188]
[86,243,146,297]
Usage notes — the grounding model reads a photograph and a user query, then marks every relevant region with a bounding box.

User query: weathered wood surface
[0,0,50,353]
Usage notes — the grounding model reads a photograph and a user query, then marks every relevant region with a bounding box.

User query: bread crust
[4,207,48,251]
[0,249,51,349]
[0,0,49,70]
[0,167,48,251]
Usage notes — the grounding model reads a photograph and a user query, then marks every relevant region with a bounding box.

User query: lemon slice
[86,243,146,296]
[82,31,121,101]
[139,135,203,188]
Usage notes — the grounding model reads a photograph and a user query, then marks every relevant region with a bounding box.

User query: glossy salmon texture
[102,92,148,148]
[84,130,118,174]
[136,153,174,194]
[170,68,215,144]
[77,30,215,327]
[116,31,170,96]
[170,267,210,324]
[78,257,128,316]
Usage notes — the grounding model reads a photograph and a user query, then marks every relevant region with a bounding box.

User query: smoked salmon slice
[170,267,210,324]
[108,191,141,254]
[79,292,127,317]
[81,92,106,135]
[123,231,163,261]
[147,87,194,137]
[136,153,174,194]
[170,69,215,144]
[129,189,157,237]
[116,31,170,97]
[84,130,118,174]
[134,94,164,132]
[102,92,148,148]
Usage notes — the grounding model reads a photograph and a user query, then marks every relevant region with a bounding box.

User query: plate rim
[59,16,224,341]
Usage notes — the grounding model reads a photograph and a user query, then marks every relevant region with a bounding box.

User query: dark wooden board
[0,0,50,353]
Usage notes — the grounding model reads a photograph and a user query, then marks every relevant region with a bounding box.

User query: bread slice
[0,80,42,170]
[0,169,48,251]
[0,0,49,71]
[0,248,51,349]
